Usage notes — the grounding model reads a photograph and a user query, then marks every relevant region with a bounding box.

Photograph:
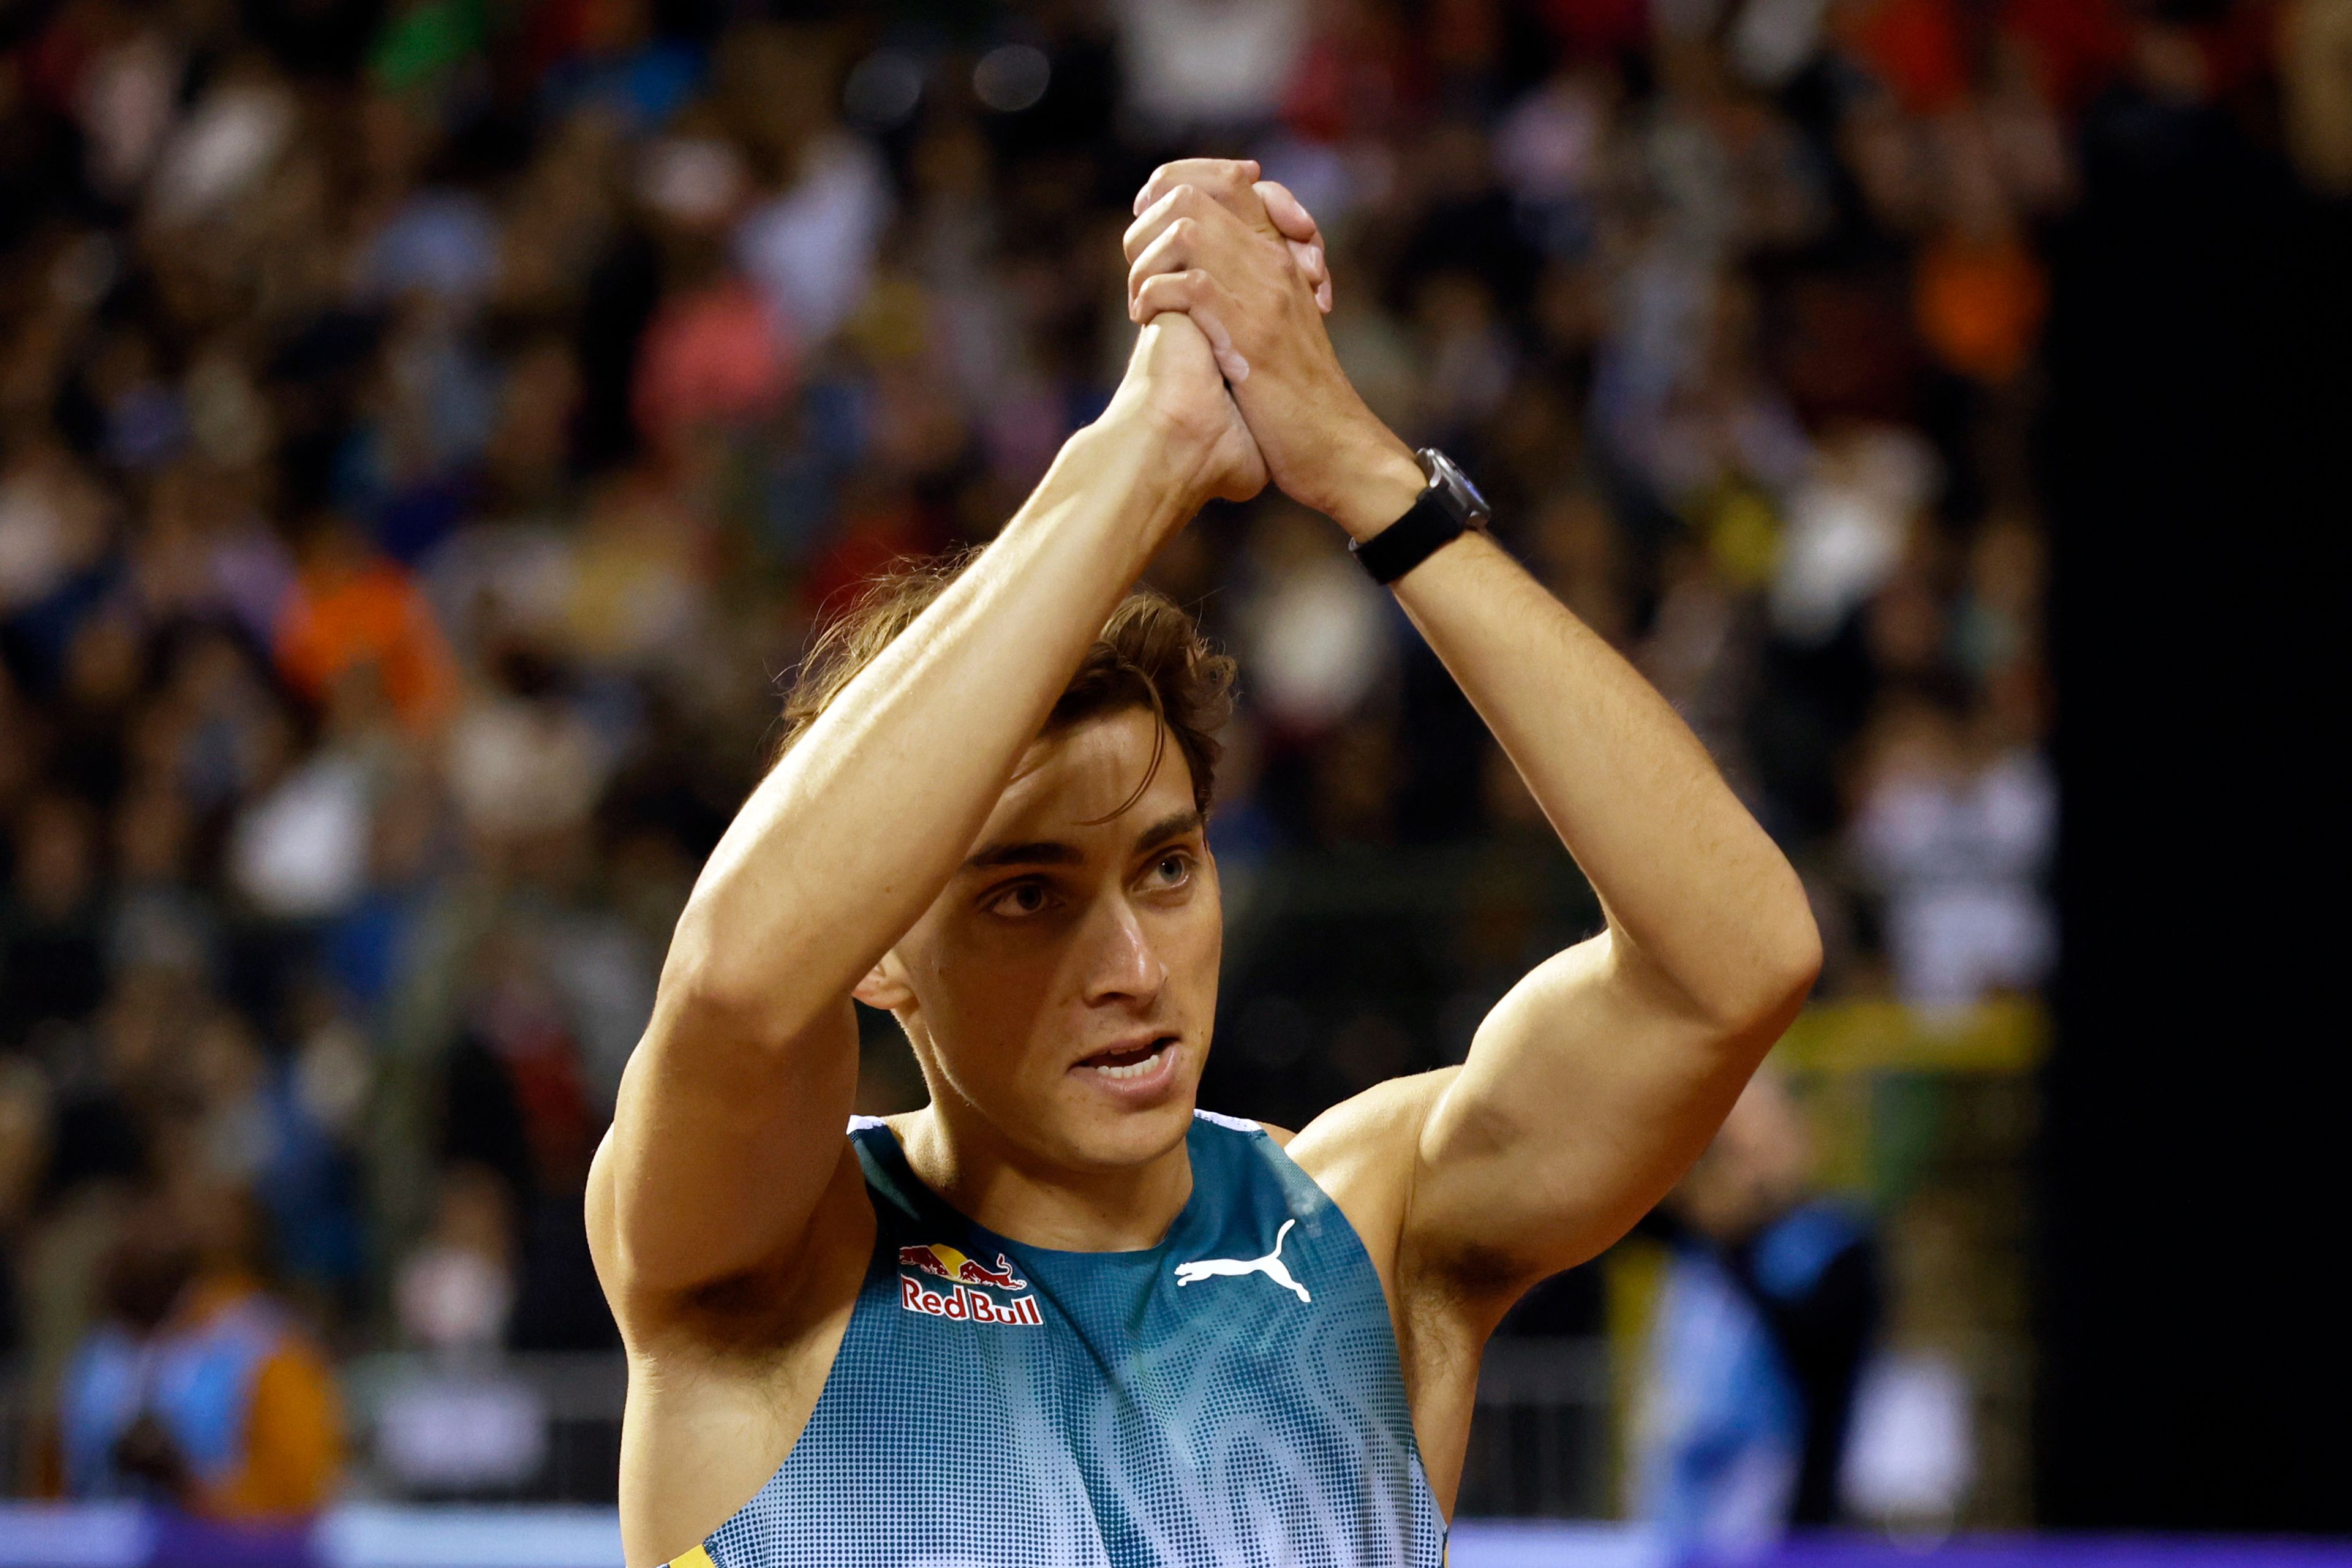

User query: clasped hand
[1106,159,1423,534]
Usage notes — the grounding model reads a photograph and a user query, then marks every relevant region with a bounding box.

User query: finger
[1126,216,1202,315]
[1284,238,1334,314]
[1123,183,1202,268]
[1196,308,1250,385]
[1129,269,1197,327]
[1257,181,1333,312]
[1133,158,1262,219]
[1133,271,1251,383]
[1254,180,1321,246]
[1283,238,1327,287]
[1215,386,1268,503]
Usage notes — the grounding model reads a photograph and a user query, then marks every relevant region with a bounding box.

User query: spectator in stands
[395,1162,516,1355]
[0,1058,47,1357]
[56,1179,341,1516]
[1,794,107,1051]
[1632,1067,1882,1548]
[1849,693,2056,1006]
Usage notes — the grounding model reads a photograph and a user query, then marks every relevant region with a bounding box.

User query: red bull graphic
[896,1243,1040,1327]
[898,1243,1028,1292]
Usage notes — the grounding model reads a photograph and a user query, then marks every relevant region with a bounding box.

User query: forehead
[973,708,1199,856]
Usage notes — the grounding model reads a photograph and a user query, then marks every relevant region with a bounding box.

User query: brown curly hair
[774,546,1236,816]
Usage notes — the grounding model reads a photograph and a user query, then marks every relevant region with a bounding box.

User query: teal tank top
[696,1110,1447,1567]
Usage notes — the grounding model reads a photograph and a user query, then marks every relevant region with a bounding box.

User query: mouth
[1072,1035,1180,1088]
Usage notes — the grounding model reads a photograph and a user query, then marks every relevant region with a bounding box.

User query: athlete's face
[864,707,1221,1171]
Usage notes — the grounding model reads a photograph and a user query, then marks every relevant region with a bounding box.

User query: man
[60,1181,344,1516]
[587,159,1821,1566]
[1635,1067,1882,1547]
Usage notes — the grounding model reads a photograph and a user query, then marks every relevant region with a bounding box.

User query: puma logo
[1173,1218,1311,1304]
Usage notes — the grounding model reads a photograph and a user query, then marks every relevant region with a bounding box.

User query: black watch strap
[1349,487,1466,586]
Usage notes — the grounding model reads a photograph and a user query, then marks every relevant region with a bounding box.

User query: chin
[1049,1080,1199,1172]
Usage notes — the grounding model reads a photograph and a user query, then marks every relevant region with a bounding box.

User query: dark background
[2044,85,2350,1529]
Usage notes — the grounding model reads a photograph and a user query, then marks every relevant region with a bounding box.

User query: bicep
[1408,931,1768,1292]
[589,991,861,1324]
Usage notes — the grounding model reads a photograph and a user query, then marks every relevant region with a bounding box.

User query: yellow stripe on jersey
[668,1547,717,1568]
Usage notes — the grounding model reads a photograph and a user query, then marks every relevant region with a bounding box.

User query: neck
[891,1103,1193,1253]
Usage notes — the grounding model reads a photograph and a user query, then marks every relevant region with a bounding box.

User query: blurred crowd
[1,0,2339,1518]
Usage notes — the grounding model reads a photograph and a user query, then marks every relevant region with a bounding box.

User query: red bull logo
[898,1243,1028,1291]
[896,1243,1041,1327]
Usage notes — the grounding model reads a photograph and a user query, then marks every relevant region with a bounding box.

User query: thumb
[1285,238,1335,314]
[1256,180,1321,244]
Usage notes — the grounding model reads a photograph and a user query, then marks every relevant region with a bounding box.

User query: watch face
[1423,449,1491,524]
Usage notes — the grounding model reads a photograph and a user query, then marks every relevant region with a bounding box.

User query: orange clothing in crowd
[58,1273,345,1518]
[1915,235,2050,384]
[274,555,456,734]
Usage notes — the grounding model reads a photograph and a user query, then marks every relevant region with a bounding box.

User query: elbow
[1728,894,1823,1039]
[1766,908,1825,1017]
[655,970,820,1061]
[657,879,872,1044]
[1659,884,1820,1045]
[651,919,812,1059]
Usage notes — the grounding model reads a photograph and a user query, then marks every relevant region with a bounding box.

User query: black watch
[1348,448,1491,586]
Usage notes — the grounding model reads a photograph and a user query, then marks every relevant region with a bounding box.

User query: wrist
[1316,426,1429,542]
[1091,388,1223,481]
[1068,404,1214,533]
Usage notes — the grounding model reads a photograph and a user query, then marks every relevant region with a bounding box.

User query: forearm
[593,315,1248,1302]
[1300,421,1815,1025]
[662,411,1196,1036]
[1124,160,1820,1300]
[1118,168,1815,1022]
[1357,529,1819,1291]
[1390,532,1819,1027]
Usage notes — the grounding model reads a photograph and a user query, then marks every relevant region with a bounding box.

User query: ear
[852,948,915,1012]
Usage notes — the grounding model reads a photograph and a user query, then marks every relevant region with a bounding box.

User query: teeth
[1093,1046,1167,1081]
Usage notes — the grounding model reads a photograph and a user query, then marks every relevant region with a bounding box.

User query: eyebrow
[1129,809,1204,858]
[963,809,1204,873]
[965,837,1083,871]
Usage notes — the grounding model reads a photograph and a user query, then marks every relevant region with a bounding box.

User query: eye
[1142,851,1193,892]
[982,880,1056,919]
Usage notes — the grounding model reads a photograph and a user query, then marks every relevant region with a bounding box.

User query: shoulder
[1192,1107,1296,1147]
[1272,1069,1460,1280]
[1287,1069,1456,1182]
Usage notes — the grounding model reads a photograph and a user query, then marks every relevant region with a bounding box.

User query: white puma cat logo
[1173,1218,1311,1304]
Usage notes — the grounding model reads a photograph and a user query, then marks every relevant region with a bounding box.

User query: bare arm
[1379,530,1820,1289]
[1126,168,1821,1308]
[588,318,1262,1316]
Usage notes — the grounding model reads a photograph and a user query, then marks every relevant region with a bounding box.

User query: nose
[1079,893,1167,1008]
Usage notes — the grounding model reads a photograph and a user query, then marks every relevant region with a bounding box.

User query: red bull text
[897,1243,1040,1327]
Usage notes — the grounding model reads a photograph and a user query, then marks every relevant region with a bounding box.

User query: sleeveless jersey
[684,1110,1447,1568]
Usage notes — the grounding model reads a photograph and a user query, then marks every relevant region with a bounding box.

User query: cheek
[1158,900,1224,1002]
[911,922,1066,1052]
[929,918,1062,995]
